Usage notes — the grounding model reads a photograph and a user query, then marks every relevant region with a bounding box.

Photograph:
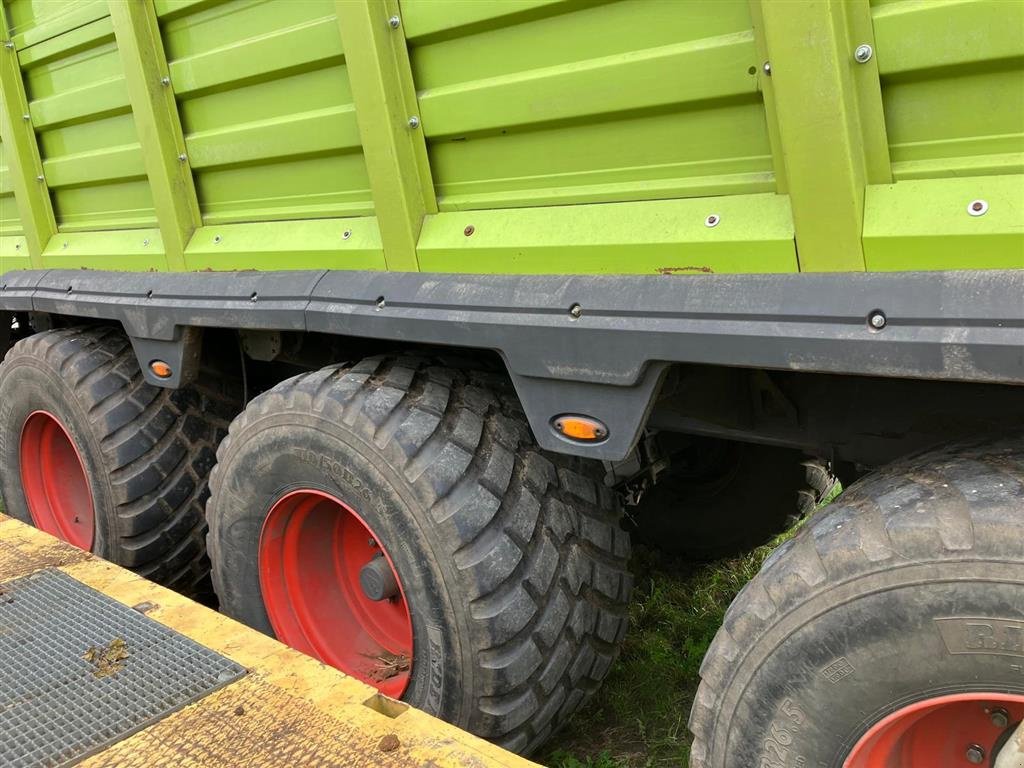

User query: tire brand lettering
[935,617,1024,657]
[296,448,372,503]
[425,623,444,714]
[758,698,807,768]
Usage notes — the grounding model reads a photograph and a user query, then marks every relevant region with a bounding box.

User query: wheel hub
[19,411,95,550]
[844,693,1024,768]
[258,489,413,698]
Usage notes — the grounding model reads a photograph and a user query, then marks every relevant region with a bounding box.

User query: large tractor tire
[0,326,237,595]
[205,356,632,754]
[690,436,1024,768]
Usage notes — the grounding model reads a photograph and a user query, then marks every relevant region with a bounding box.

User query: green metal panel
[0,135,22,235]
[758,0,889,272]
[183,219,385,272]
[402,0,776,211]
[5,0,108,49]
[39,227,163,270]
[417,192,796,275]
[159,0,373,224]
[14,7,157,232]
[871,0,1024,180]
[863,174,1024,271]
[336,0,436,272]
[0,5,55,266]
[110,0,200,272]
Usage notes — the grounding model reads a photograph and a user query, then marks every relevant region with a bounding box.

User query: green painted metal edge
[843,0,891,185]
[0,15,56,268]
[0,235,31,272]
[863,174,1024,271]
[183,218,386,272]
[417,192,798,275]
[40,227,165,271]
[748,0,787,194]
[109,0,200,272]
[335,0,436,273]
[759,0,886,272]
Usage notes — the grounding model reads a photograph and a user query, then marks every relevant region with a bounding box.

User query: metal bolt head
[388,15,400,29]
[250,292,258,303]
[407,115,420,129]
[854,44,873,63]
[22,114,29,121]
[966,744,985,764]
[213,235,222,244]
[990,707,1010,729]
[160,76,170,86]
[967,199,988,216]
[376,296,386,311]
[705,214,721,228]
[569,303,582,319]
[3,41,13,50]
[869,311,886,330]
[142,238,150,247]
[763,61,772,76]
[36,174,44,182]
[342,229,352,240]
[177,153,187,163]
[463,225,475,237]
[62,241,68,249]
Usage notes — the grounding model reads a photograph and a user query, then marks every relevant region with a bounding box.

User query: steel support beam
[758,0,891,272]
[110,0,200,271]
[0,17,56,268]
[335,0,436,272]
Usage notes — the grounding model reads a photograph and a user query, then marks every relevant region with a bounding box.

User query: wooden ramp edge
[0,514,539,768]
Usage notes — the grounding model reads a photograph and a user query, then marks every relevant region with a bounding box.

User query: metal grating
[0,568,246,768]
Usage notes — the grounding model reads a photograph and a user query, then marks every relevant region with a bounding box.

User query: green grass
[542,483,842,768]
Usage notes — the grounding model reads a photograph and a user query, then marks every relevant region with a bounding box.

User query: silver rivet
[705,214,720,228]
[3,41,13,50]
[869,311,886,330]
[854,44,873,63]
[966,745,985,765]
[142,238,150,246]
[160,76,170,86]
[763,61,772,76]
[967,199,988,216]
[14,243,20,250]
[569,303,582,319]
[250,292,258,303]
[388,15,400,29]
[989,707,1010,729]
[213,235,222,244]
[178,153,187,162]
[36,174,44,182]
[408,115,420,129]
[22,114,29,121]
[342,229,352,240]
[376,296,386,311]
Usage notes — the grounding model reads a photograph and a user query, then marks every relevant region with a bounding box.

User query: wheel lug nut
[966,744,985,764]
[990,707,1010,729]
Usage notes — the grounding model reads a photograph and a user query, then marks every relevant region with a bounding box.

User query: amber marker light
[149,360,173,379]
[552,415,608,442]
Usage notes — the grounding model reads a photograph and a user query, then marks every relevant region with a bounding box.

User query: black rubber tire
[689,435,1024,768]
[630,440,835,560]
[206,355,632,754]
[0,326,237,595]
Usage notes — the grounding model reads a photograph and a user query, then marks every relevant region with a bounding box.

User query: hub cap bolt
[966,744,985,764]
[869,311,886,330]
[990,707,1010,729]
[360,555,399,602]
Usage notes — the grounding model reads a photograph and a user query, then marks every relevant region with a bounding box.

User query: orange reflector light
[552,415,608,442]
[149,360,173,379]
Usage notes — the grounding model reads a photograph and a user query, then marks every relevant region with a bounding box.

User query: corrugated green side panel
[11,0,157,231]
[871,0,1024,180]
[157,0,373,224]
[402,0,775,211]
[0,135,20,235]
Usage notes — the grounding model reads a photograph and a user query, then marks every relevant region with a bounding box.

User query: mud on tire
[206,355,633,754]
[689,435,1024,767]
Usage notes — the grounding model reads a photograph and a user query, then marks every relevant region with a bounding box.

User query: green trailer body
[1,0,1023,464]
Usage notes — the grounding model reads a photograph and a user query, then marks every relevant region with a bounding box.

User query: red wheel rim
[845,692,1024,768]
[19,411,95,550]
[258,489,414,698]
